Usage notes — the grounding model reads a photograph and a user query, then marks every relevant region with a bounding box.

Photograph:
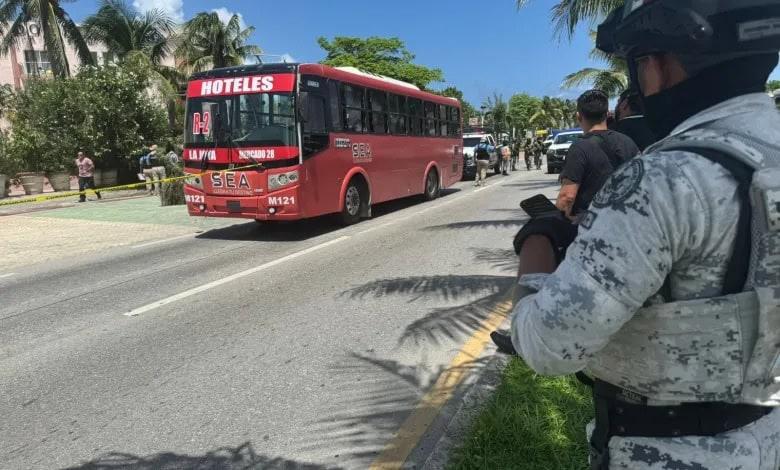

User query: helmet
[597,1,780,60]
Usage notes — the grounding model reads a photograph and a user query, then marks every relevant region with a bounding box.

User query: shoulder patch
[592,158,644,209]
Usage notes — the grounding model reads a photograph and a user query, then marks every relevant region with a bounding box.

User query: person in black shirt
[490,90,639,356]
[615,88,657,152]
[557,90,639,219]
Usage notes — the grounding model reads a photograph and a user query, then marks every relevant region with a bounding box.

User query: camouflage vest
[587,95,780,406]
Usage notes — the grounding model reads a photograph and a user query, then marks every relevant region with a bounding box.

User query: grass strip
[448,358,593,470]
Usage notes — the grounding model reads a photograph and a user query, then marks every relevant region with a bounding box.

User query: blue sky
[67,0,779,106]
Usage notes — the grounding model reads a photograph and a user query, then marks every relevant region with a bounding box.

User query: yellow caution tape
[0,163,263,208]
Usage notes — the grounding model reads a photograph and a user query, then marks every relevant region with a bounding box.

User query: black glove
[513,213,578,263]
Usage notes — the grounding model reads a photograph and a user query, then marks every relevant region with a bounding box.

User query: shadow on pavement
[298,248,518,466]
[471,248,519,274]
[424,218,527,231]
[299,352,493,468]
[502,181,558,190]
[61,442,339,470]
[195,189,462,242]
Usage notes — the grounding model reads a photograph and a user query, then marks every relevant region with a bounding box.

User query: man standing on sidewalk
[75,151,101,203]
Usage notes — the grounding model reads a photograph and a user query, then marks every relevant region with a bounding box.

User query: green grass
[448,358,593,470]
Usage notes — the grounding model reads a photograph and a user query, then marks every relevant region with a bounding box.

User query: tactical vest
[587,102,780,406]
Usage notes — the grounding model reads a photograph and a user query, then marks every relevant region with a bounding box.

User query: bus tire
[340,179,364,226]
[423,169,440,201]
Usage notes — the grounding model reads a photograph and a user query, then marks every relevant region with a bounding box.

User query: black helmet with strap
[597,1,780,60]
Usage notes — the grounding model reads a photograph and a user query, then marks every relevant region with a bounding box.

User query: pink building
[0,22,173,89]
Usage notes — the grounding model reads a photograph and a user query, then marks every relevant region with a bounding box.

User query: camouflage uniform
[511,93,780,469]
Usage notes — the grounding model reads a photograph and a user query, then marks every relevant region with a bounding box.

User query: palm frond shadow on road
[342,275,514,346]
[62,442,338,470]
[298,353,494,467]
[424,219,527,231]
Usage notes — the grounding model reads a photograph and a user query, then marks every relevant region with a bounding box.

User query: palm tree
[0,0,94,78]
[516,0,624,39]
[82,0,174,67]
[176,11,261,73]
[561,31,628,97]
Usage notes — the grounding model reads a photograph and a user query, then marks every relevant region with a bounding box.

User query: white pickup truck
[462,133,499,180]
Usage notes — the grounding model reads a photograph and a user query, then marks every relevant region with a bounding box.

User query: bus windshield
[185,93,297,147]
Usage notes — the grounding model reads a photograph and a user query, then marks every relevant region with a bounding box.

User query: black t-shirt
[560,130,640,215]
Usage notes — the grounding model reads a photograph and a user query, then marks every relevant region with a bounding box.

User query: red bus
[182,63,463,224]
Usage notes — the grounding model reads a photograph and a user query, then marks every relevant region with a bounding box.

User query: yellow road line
[369,288,516,470]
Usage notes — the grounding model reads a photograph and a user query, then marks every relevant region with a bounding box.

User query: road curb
[421,349,511,470]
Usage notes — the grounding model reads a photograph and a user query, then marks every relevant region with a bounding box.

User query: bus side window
[389,94,407,135]
[450,107,461,136]
[342,84,365,133]
[328,80,342,131]
[369,90,388,135]
[424,102,437,137]
[306,95,327,134]
[439,105,447,136]
[408,99,422,136]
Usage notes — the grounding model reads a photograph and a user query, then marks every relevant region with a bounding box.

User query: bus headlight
[269,170,299,191]
[185,175,203,189]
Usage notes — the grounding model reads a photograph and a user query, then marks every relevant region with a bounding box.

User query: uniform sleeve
[511,154,708,375]
[560,145,587,183]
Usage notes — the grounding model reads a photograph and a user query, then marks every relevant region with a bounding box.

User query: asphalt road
[0,168,559,470]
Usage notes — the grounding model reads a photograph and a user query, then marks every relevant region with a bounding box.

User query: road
[0,169,558,470]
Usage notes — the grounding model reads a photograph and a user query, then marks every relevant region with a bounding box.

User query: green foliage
[482,93,510,138]
[82,0,175,68]
[318,36,444,89]
[160,157,185,206]
[0,0,94,78]
[530,96,577,129]
[767,80,780,93]
[448,358,592,470]
[516,0,624,40]
[176,11,262,72]
[508,93,541,133]
[7,63,168,174]
[438,86,477,126]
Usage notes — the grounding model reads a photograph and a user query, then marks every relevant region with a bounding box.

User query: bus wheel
[423,169,440,201]
[340,181,363,225]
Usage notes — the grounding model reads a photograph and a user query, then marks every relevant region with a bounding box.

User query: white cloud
[133,0,184,23]
[211,7,246,30]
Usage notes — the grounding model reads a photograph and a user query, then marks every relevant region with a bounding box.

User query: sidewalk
[0,197,238,271]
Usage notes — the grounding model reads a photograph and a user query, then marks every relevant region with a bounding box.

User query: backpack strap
[588,132,627,171]
[669,147,754,295]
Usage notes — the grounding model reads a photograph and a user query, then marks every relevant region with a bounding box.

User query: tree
[82,0,174,67]
[176,11,261,72]
[562,32,628,97]
[83,1,183,135]
[0,0,94,78]
[438,86,477,127]
[7,62,168,173]
[508,93,541,135]
[767,80,780,93]
[482,93,510,139]
[317,36,444,90]
[516,0,624,39]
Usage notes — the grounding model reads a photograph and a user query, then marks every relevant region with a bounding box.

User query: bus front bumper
[185,186,303,221]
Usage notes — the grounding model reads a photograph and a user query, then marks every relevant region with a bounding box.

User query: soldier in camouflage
[509,2,780,469]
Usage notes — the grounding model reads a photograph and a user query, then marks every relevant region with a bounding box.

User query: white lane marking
[0,273,16,279]
[124,236,351,317]
[132,233,198,249]
[356,222,395,236]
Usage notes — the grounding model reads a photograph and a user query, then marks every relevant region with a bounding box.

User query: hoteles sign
[186,74,296,98]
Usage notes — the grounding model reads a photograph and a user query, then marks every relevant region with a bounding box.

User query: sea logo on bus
[335,138,351,149]
[186,149,217,161]
[239,149,276,160]
[352,143,372,163]
[211,172,251,189]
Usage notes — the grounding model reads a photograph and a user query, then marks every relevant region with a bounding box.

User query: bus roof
[188,63,460,108]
